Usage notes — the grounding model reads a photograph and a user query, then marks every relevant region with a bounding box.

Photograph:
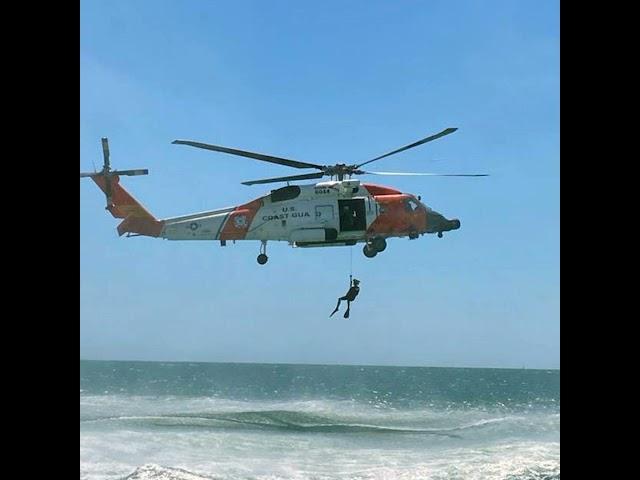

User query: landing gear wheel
[257,241,269,264]
[363,245,378,258]
[437,232,443,238]
[372,237,387,252]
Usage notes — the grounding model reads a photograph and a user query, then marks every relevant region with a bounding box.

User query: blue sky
[80,0,559,369]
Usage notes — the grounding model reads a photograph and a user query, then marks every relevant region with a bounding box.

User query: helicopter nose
[425,211,461,234]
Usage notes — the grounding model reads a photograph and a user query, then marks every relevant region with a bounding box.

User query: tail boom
[90,175,163,237]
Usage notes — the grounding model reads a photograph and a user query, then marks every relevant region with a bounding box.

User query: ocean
[80,360,560,480]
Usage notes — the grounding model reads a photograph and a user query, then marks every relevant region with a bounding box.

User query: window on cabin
[270,185,301,202]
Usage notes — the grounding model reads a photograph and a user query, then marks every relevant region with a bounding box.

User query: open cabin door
[338,199,366,232]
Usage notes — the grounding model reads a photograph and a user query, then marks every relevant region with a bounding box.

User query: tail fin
[81,138,163,238]
[91,175,163,237]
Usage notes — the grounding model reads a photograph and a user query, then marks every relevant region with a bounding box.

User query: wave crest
[83,408,558,439]
[122,464,215,480]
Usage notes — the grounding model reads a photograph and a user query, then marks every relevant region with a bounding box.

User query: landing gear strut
[257,241,269,265]
[371,237,387,252]
[363,237,387,258]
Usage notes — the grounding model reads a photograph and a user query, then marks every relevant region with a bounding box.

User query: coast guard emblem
[234,215,247,228]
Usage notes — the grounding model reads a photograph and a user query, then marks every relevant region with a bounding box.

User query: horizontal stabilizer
[117,215,163,237]
[112,169,149,176]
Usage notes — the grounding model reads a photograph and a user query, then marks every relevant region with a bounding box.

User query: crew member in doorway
[340,205,355,230]
[330,277,361,319]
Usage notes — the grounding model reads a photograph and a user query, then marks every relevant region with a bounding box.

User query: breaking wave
[118,462,560,480]
[81,407,558,439]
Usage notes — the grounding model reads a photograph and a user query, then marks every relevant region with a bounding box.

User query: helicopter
[80,128,487,264]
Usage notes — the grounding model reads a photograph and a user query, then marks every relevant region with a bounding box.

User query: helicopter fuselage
[83,131,477,264]
[160,179,460,250]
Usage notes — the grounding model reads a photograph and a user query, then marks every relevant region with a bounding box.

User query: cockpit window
[405,199,420,212]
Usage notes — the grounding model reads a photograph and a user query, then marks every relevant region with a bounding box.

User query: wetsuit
[330,282,360,319]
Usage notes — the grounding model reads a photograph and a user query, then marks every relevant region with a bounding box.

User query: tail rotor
[80,137,149,209]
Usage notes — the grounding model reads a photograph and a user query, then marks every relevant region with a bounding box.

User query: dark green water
[81,360,558,409]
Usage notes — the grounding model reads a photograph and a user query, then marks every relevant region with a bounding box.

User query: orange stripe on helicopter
[362,183,402,196]
[219,198,263,240]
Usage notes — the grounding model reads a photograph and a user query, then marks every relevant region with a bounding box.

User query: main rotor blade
[357,128,458,168]
[173,140,324,170]
[365,171,488,177]
[80,172,95,178]
[242,172,325,186]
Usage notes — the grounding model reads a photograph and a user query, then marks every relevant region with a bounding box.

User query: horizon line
[80,358,559,372]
